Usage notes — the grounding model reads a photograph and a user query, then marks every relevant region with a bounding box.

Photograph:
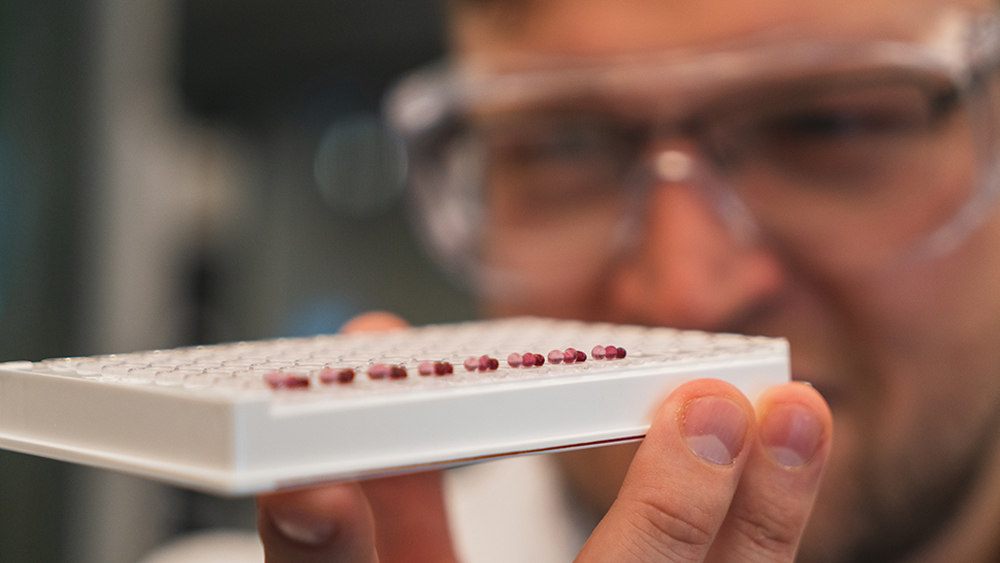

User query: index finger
[578,379,756,561]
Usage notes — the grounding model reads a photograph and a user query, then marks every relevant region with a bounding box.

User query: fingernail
[268,508,336,546]
[760,403,823,467]
[683,396,749,465]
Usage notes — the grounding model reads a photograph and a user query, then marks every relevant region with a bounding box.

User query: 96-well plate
[0,317,788,495]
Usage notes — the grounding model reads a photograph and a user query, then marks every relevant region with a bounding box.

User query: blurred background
[0,0,473,560]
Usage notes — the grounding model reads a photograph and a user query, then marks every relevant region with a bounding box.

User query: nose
[607,146,786,331]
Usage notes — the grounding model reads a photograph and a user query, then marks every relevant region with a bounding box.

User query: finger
[257,482,377,563]
[577,379,755,562]
[707,382,832,562]
[362,471,459,562]
[340,311,410,334]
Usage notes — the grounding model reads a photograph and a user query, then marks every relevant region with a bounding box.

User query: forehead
[451,0,992,58]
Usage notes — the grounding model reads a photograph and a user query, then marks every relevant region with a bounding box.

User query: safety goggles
[387,9,1000,299]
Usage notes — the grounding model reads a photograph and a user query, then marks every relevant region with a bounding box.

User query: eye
[764,100,934,143]
[481,116,638,209]
[770,80,944,138]
[717,78,958,187]
[487,117,631,164]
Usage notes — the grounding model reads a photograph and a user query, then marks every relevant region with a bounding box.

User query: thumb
[257,482,378,563]
[259,312,458,562]
[339,313,458,561]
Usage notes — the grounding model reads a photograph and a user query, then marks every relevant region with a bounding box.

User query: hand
[576,378,831,561]
[257,312,459,563]
[257,313,832,562]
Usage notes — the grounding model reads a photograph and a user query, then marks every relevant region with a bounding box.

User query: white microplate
[0,317,788,495]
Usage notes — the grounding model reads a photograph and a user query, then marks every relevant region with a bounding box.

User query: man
[257,0,1000,560]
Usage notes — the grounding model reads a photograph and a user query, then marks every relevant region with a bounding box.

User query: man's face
[449,0,1000,560]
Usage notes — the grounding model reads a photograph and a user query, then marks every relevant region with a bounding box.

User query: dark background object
[0,1,469,561]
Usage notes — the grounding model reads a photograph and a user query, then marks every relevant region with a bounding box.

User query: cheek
[477,222,627,320]
[869,213,1000,356]
[482,279,616,321]
[847,210,1000,447]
